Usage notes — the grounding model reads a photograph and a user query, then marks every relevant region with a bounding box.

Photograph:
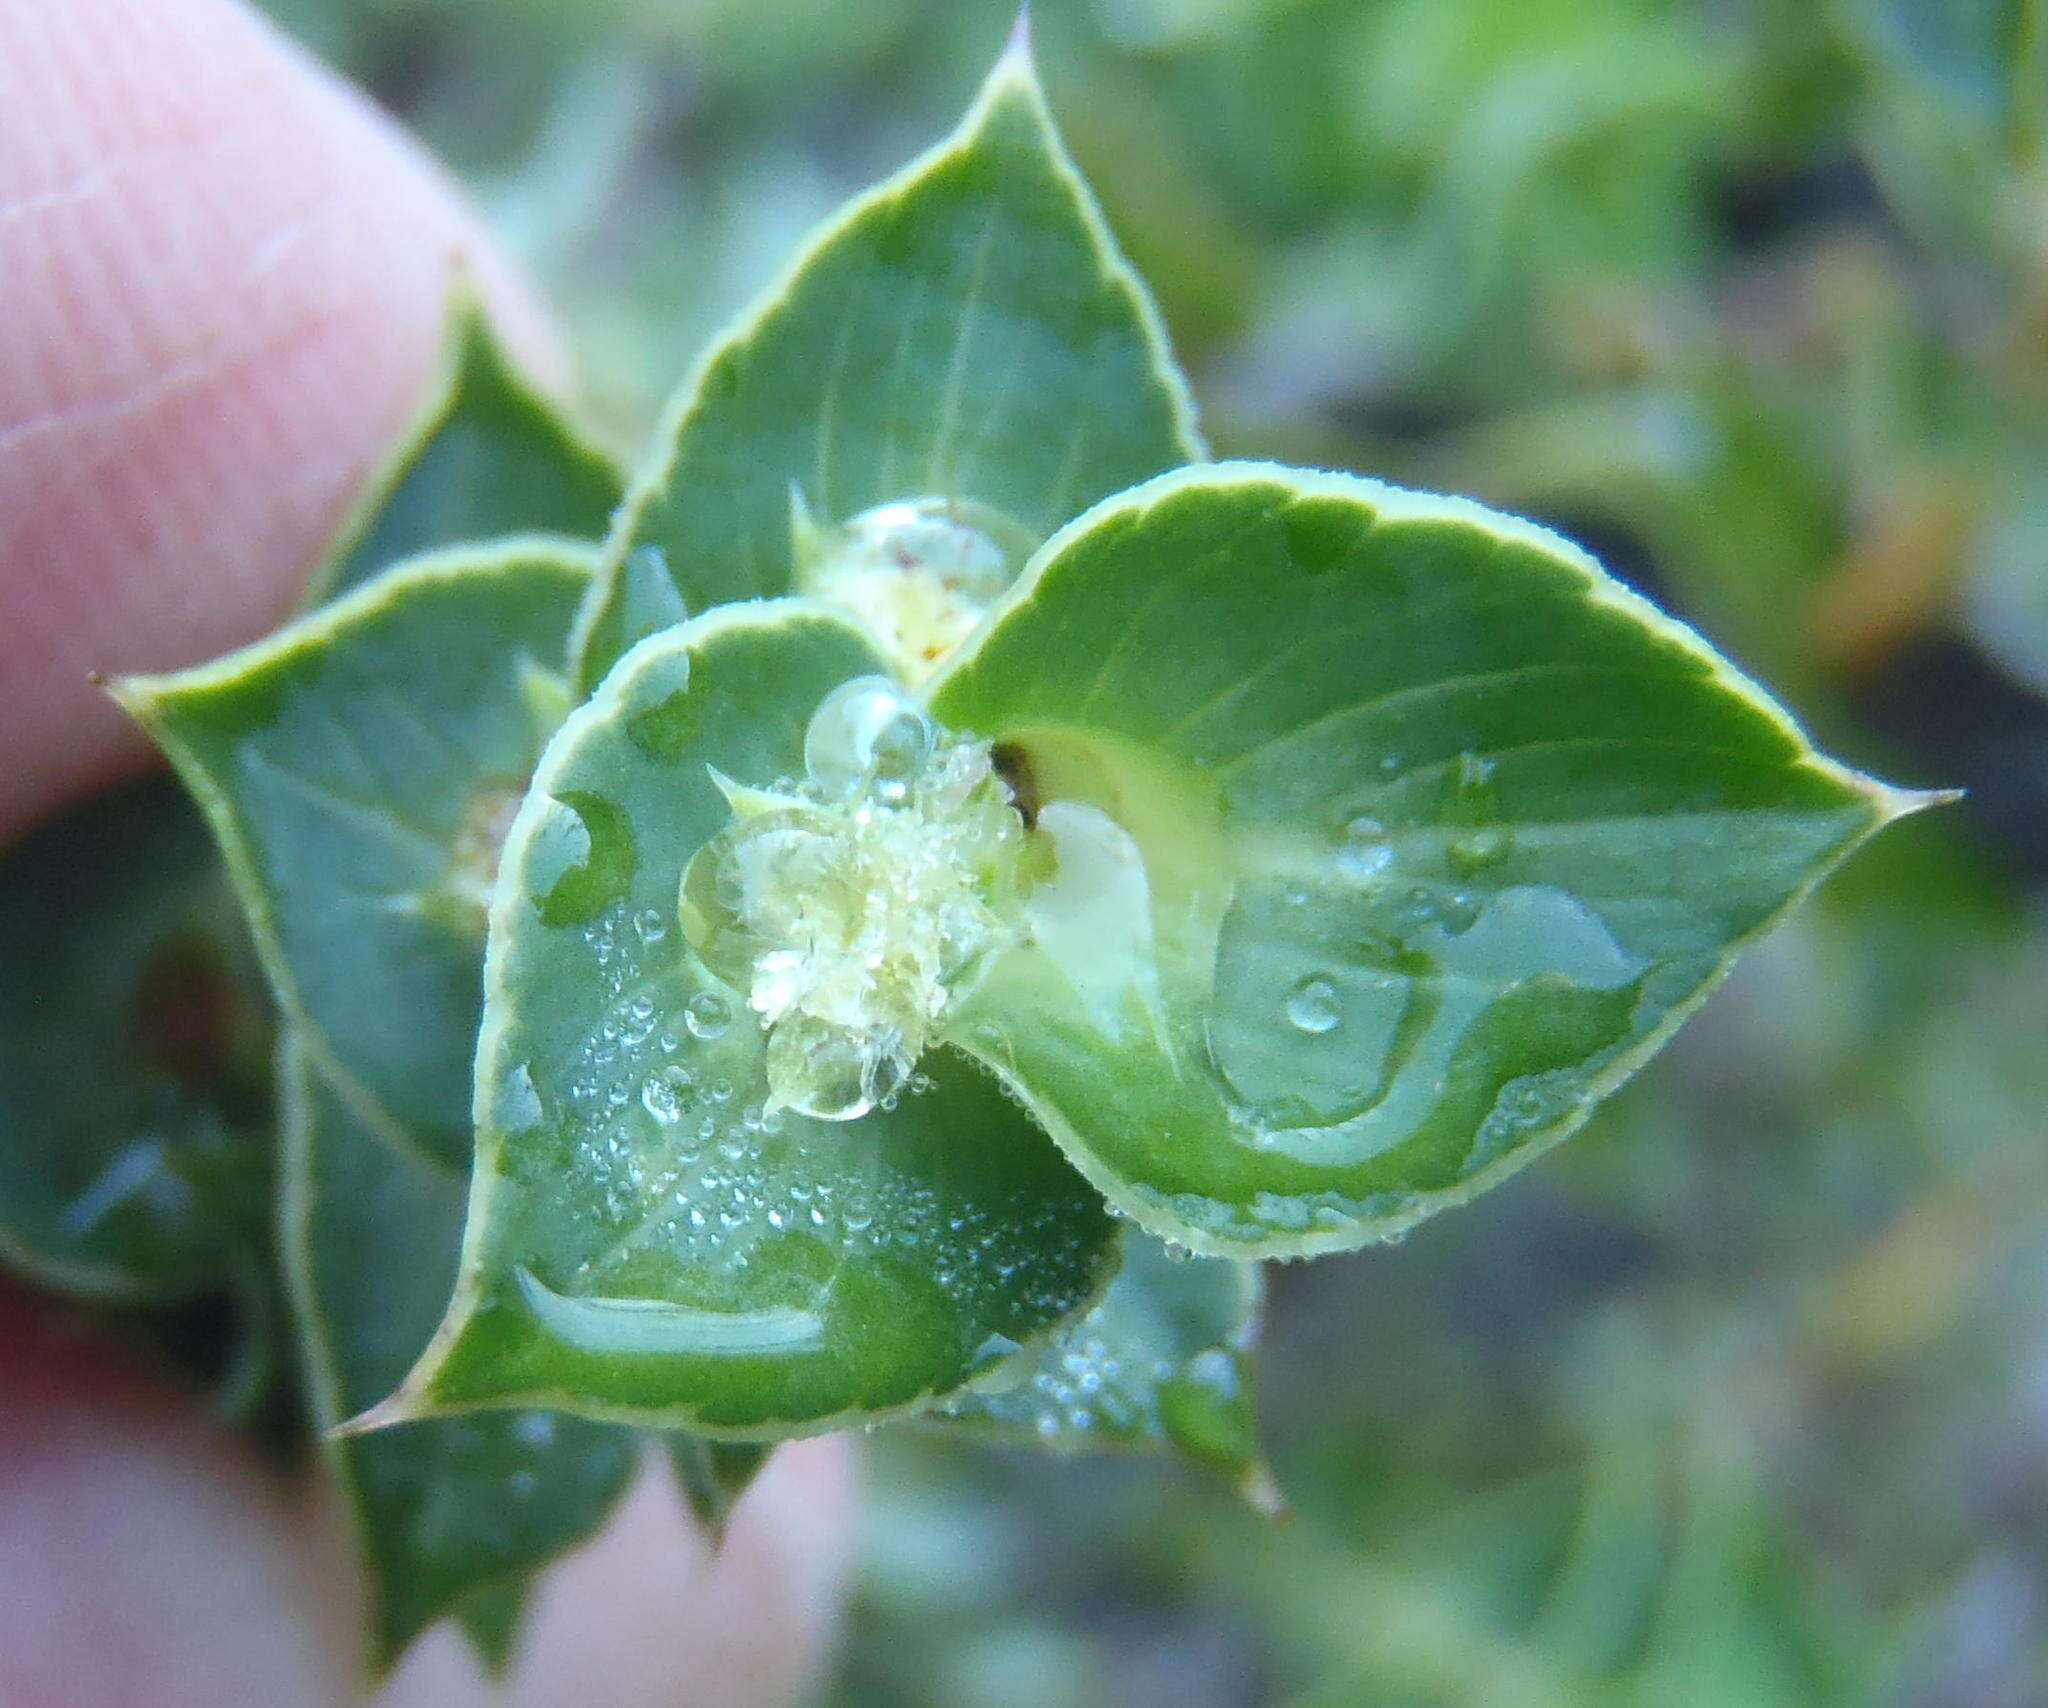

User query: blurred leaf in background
[243,0,2048,1700]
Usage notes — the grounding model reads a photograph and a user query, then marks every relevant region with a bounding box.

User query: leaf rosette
[55,22,1939,1663]
[368,40,1922,1441]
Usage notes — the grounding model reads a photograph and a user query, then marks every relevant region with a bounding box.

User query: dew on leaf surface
[684,990,732,1040]
[1285,976,1342,1034]
[1334,814,1394,882]
[795,495,1034,682]
[1215,881,1643,1162]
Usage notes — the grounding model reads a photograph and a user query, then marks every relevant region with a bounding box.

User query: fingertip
[375,1437,860,1708]
[0,0,564,844]
[0,1279,348,1707]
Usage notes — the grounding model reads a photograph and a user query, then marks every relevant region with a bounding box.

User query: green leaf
[929,463,1923,1257]
[572,33,1200,690]
[115,543,593,1169]
[932,1230,1275,1504]
[380,600,1117,1436]
[278,1035,639,1670]
[311,296,622,603]
[0,776,273,1300]
[667,1437,772,1545]
[454,1580,530,1678]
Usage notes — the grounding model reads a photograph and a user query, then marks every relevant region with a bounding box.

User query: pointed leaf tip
[930,463,1917,1257]
[570,24,1196,684]
[331,1393,415,1439]
[1878,783,1965,823]
[1001,5,1034,68]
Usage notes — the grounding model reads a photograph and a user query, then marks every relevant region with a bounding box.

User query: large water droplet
[796,496,1034,682]
[1286,976,1342,1034]
[803,675,932,800]
[765,1013,911,1122]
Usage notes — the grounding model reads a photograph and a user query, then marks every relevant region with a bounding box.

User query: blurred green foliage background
[254,0,2048,1701]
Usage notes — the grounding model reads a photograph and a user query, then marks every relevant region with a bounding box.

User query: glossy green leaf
[572,32,1200,689]
[933,1230,1274,1503]
[930,463,1921,1257]
[279,1036,638,1670]
[381,601,1117,1436]
[0,776,273,1301]
[116,544,592,1168]
[311,298,621,603]
[667,1437,773,1545]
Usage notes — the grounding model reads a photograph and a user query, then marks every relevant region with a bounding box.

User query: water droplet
[1438,888,1482,934]
[684,990,732,1040]
[1447,826,1509,875]
[803,675,932,800]
[1285,976,1341,1034]
[634,907,669,943]
[766,1013,888,1121]
[641,1067,690,1124]
[1335,815,1393,881]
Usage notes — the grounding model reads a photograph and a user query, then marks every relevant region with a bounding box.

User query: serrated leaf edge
[931,460,1941,1258]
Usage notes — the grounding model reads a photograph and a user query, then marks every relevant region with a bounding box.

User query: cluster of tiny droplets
[542,902,1098,1311]
[938,1307,1160,1447]
[682,675,1026,1122]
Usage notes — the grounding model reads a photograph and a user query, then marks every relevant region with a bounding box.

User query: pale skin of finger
[0,0,558,843]
[0,1288,856,1708]
[0,0,857,1697]
[372,1446,854,1708]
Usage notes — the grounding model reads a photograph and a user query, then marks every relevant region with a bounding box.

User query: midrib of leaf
[572,31,1204,690]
